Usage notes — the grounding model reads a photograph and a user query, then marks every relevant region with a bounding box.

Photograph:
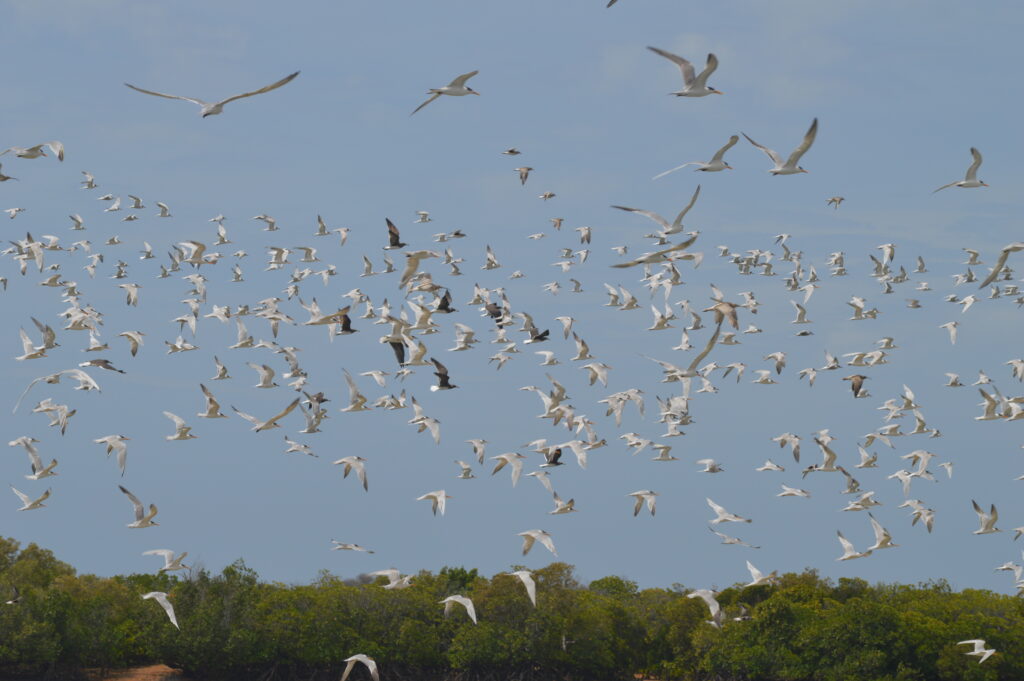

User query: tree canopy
[0,537,1020,681]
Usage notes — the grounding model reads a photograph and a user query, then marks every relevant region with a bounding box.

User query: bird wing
[686,321,723,374]
[742,132,783,167]
[19,328,36,355]
[431,357,449,377]
[746,560,764,582]
[670,185,701,227]
[647,46,695,85]
[611,205,670,229]
[143,592,179,629]
[932,181,958,193]
[710,135,739,162]
[125,83,206,106]
[692,53,719,88]
[163,411,186,430]
[783,118,818,168]
[706,497,726,515]
[411,92,442,115]
[651,162,701,180]
[535,531,557,556]
[514,571,537,605]
[10,486,29,505]
[216,71,300,107]
[231,406,260,427]
[965,147,983,181]
[258,397,300,431]
[385,218,402,246]
[119,485,144,520]
[458,595,478,623]
[519,532,536,554]
[868,514,887,543]
[200,383,222,411]
[978,246,1015,289]
[449,70,479,88]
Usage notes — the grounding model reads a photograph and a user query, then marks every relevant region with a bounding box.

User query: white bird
[125,71,300,117]
[958,639,996,664]
[510,570,537,606]
[836,531,872,561]
[94,434,130,476]
[695,458,724,473]
[411,70,480,115]
[197,384,227,419]
[1,141,64,161]
[707,497,751,524]
[163,411,197,441]
[341,654,380,681]
[518,529,557,557]
[417,489,451,516]
[440,595,477,624]
[654,135,738,178]
[10,485,49,511]
[491,452,526,487]
[369,569,413,590]
[939,321,958,345]
[743,118,818,175]
[777,485,810,498]
[120,485,158,528]
[972,500,1000,534]
[934,147,988,192]
[143,549,189,572]
[232,398,301,432]
[647,47,723,97]
[331,541,374,554]
[686,589,723,628]
[142,592,179,629]
[333,456,369,492]
[745,561,777,587]
[627,490,659,516]
[866,513,898,551]
[612,186,701,237]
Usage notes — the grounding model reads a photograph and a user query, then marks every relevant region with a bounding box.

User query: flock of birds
[1,47,1019,671]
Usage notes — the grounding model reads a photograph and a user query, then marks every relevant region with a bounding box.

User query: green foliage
[0,539,1022,681]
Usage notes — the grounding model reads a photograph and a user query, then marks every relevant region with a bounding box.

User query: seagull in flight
[341,654,379,681]
[411,70,480,115]
[958,639,996,664]
[653,135,738,178]
[124,71,300,117]
[1,141,64,162]
[934,147,988,192]
[743,118,818,175]
[646,47,723,97]
[142,592,179,629]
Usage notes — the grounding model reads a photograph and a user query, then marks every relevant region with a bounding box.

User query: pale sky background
[2,1,1024,593]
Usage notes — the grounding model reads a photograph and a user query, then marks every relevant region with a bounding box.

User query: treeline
[0,537,1021,681]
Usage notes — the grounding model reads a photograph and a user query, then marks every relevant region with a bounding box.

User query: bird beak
[724,164,733,170]
[981,182,989,186]
[471,91,481,96]
[712,90,725,95]
[800,169,810,173]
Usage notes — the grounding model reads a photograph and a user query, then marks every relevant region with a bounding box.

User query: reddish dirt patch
[96,665,187,681]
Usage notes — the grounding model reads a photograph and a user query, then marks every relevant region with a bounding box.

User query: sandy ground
[94,665,187,681]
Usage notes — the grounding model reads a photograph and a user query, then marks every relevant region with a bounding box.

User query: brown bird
[430,358,458,391]
[843,374,869,397]
[384,218,406,250]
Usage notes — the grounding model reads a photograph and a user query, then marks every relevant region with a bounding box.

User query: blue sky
[2,0,1024,593]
